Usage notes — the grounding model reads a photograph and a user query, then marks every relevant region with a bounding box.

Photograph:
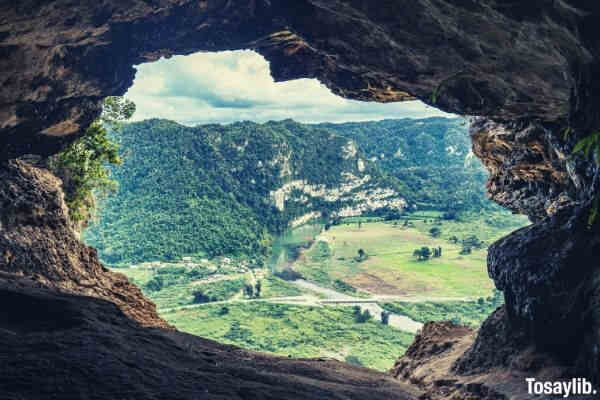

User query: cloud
[126,50,454,125]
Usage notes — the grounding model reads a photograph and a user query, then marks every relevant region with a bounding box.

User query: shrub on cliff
[49,96,135,227]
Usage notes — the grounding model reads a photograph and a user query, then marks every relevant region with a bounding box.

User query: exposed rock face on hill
[83,119,405,264]
[2,1,600,399]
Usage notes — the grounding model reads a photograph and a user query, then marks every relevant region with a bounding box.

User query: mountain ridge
[85,118,407,264]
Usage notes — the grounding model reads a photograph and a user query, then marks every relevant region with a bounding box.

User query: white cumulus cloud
[126,50,454,125]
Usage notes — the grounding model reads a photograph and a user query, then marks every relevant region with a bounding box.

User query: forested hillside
[84,119,404,264]
[321,118,490,212]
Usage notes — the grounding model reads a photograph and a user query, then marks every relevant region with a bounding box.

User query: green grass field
[110,210,526,374]
[163,302,415,371]
[113,265,313,309]
[260,275,304,297]
[293,211,528,299]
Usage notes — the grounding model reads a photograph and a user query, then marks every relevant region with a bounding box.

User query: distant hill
[319,118,491,212]
[84,119,405,264]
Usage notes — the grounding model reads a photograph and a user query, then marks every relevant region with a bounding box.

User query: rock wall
[269,173,406,217]
[460,116,600,383]
[0,272,422,400]
[2,1,599,159]
[392,315,571,400]
[0,160,168,329]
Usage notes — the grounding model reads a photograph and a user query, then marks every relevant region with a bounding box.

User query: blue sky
[126,50,454,125]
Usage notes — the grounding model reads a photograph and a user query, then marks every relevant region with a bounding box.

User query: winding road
[288,280,424,333]
[158,278,476,333]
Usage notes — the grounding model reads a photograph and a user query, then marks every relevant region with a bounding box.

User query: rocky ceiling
[1,0,599,160]
[3,1,600,398]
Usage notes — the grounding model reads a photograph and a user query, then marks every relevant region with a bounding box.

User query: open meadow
[163,302,415,371]
[293,211,528,299]
[110,210,527,371]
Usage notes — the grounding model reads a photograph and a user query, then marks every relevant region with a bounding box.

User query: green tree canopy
[49,96,135,225]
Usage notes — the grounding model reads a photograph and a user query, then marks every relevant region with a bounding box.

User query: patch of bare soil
[349,273,409,295]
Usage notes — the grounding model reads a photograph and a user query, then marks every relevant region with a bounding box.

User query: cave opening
[3,2,600,398]
[71,49,528,372]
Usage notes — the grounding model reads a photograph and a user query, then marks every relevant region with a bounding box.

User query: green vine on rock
[571,130,600,227]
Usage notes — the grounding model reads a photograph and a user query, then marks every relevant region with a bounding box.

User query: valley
[112,210,525,370]
[76,115,528,372]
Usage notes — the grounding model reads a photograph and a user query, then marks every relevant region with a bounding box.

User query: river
[267,223,324,272]
[291,279,423,333]
[265,223,424,333]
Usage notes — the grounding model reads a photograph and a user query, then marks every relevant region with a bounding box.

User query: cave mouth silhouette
[78,47,520,374]
[2,2,600,397]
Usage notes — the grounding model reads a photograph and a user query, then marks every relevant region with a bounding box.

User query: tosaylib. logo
[526,378,597,397]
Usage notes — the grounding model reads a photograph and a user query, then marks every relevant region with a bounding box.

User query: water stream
[267,223,423,333]
[267,223,324,273]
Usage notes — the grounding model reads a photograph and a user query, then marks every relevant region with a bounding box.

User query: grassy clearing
[112,264,249,309]
[260,275,304,297]
[295,222,492,298]
[113,265,316,309]
[407,210,529,246]
[293,211,527,299]
[164,302,415,371]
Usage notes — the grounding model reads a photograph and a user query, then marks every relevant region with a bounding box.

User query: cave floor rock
[0,274,422,400]
[392,312,594,400]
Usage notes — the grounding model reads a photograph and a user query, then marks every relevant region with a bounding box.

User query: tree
[412,249,421,259]
[361,309,372,322]
[442,210,458,220]
[462,235,485,250]
[48,96,136,226]
[100,96,137,127]
[192,290,213,304]
[429,227,441,237]
[459,246,472,255]
[413,247,432,261]
[144,276,163,292]
[353,306,372,323]
[381,311,390,325]
[274,268,303,281]
[357,248,367,261]
[218,306,230,316]
[254,280,262,298]
[421,247,431,260]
